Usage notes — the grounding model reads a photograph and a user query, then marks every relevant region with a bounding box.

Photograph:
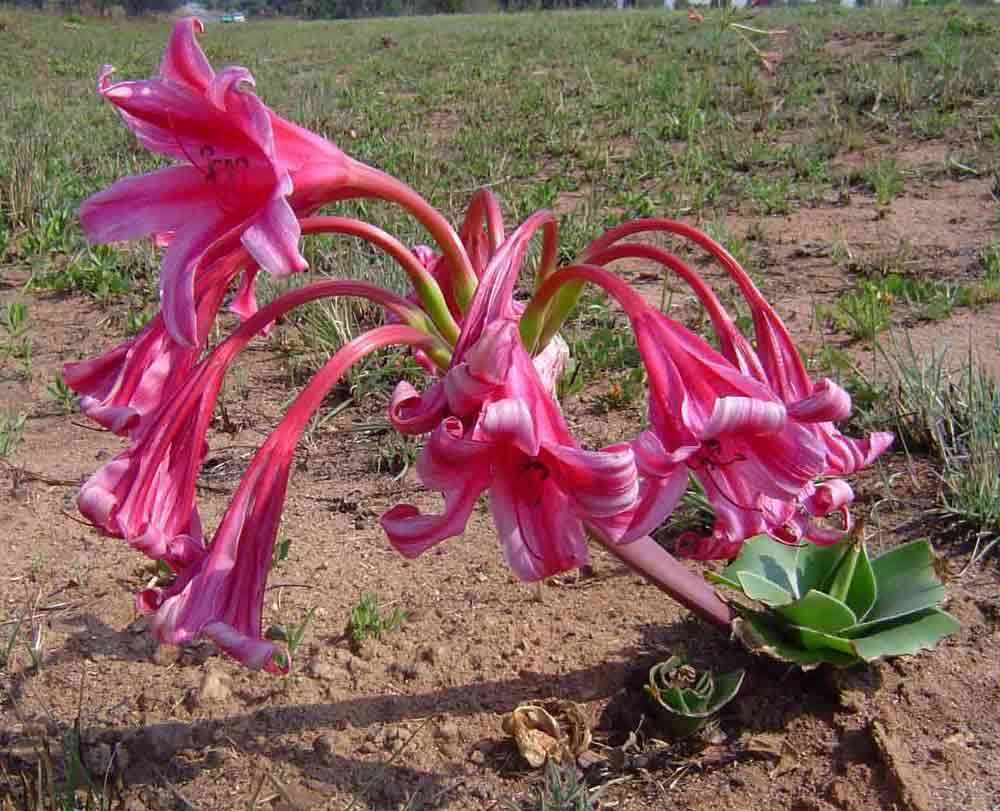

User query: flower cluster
[69,19,891,671]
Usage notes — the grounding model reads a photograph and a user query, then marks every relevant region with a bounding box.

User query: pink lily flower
[142,324,435,672]
[79,18,346,347]
[75,353,217,564]
[63,250,247,437]
[585,220,894,478]
[530,264,832,560]
[382,320,638,581]
[77,279,432,571]
[382,213,667,581]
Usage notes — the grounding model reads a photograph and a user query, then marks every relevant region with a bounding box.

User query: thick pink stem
[297,159,479,311]
[592,534,734,629]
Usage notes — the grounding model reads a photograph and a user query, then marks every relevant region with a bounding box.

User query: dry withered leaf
[501,700,592,768]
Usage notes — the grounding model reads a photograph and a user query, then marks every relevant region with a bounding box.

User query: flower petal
[700,396,786,440]
[159,209,232,347]
[240,176,307,278]
[478,398,539,458]
[79,166,213,246]
[159,18,214,93]
[787,378,852,423]
[542,442,638,519]
[489,458,589,582]
[148,452,290,672]
[387,380,448,436]
[381,418,492,558]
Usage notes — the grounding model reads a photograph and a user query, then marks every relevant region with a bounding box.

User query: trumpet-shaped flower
[585,220,893,479]
[63,251,246,437]
[80,18,347,346]
[382,320,639,581]
[381,213,626,577]
[76,355,216,564]
[77,279,428,573]
[141,324,434,671]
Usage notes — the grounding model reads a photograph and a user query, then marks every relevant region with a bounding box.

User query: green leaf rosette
[709,536,959,668]
[644,655,745,739]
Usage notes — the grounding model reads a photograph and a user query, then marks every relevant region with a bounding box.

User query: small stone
[434,721,459,741]
[438,742,460,760]
[150,644,180,667]
[187,667,232,709]
[826,777,851,809]
[313,733,338,766]
[468,748,486,766]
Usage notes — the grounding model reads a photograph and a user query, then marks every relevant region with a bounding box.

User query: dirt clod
[313,732,338,765]
[149,644,181,667]
[188,666,232,708]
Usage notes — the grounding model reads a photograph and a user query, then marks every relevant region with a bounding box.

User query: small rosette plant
[644,656,744,739]
[709,535,960,667]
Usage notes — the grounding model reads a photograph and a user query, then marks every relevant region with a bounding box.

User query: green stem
[299,216,460,346]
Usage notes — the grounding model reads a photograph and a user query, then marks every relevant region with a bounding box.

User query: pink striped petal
[700,396,786,440]
[240,177,307,277]
[80,166,213,245]
[159,17,214,93]
[542,443,638,519]
[488,463,589,582]
[478,399,539,458]
[787,378,852,423]
[381,418,492,558]
[159,209,233,347]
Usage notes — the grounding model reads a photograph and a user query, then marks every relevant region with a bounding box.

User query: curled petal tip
[103,84,133,101]
[97,64,115,93]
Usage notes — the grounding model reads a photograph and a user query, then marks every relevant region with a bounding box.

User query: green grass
[348,593,407,644]
[2,5,998,295]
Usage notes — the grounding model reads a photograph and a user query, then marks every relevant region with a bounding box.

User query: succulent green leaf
[850,609,960,662]
[866,540,946,623]
[784,624,857,655]
[775,590,857,634]
[798,541,853,595]
[733,612,858,669]
[737,571,794,606]
[716,535,800,596]
[826,542,861,603]
[710,668,745,710]
[843,544,877,621]
[646,659,745,739]
[718,536,957,668]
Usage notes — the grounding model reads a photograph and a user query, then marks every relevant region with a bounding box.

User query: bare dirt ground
[3,154,1000,810]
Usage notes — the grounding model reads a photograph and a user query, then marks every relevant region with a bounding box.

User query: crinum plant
[69,19,898,672]
[708,534,959,667]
